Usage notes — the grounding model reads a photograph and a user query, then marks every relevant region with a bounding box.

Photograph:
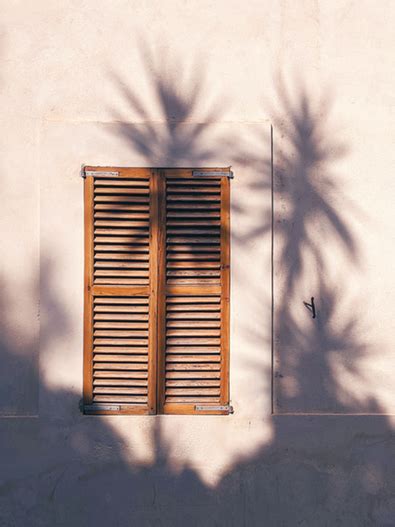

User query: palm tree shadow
[1,49,395,526]
[107,41,230,166]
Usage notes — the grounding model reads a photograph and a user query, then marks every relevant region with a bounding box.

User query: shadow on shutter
[159,169,231,415]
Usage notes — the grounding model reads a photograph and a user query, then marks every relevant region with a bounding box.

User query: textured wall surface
[1,1,394,525]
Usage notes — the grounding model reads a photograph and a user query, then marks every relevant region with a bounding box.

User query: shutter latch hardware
[192,170,233,179]
[195,405,234,413]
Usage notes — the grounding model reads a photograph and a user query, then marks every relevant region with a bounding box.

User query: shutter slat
[95,220,150,227]
[94,253,149,261]
[94,371,148,379]
[166,363,220,371]
[166,354,221,362]
[94,262,150,269]
[94,379,148,386]
[94,395,147,403]
[94,314,149,320]
[94,387,148,394]
[166,371,220,379]
[95,187,149,194]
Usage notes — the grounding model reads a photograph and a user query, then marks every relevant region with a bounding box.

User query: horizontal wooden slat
[94,354,148,362]
[94,179,149,187]
[94,296,149,303]
[94,338,148,345]
[94,387,148,394]
[94,196,149,203]
[95,270,149,277]
[95,220,150,227]
[94,253,149,260]
[166,329,220,337]
[167,312,220,319]
[94,395,147,403]
[94,313,149,321]
[167,203,220,210]
[164,396,219,403]
[166,346,220,353]
[166,363,220,371]
[94,378,148,386]
[166,380,220,387]
[95,262,149,269]
[167,253,220,261]
[94,307,149,315]
[95,187,149,195]
[94,279,149,285]
[94,321,148,328]
[94,228,149,235]
[167,245,220,253]
[166,354,221,362]
[94,371,148,379]
[94,330,148,337]
[166,320,220,328]
[166,220,220,226]
[94,211,149,218]
[95,245,149,252]
[167,270,220,277]
[94,363,148,370]
[94,346,148,353]
[94,236,149,244]
[165,387,219,395]
[166,371,220,379]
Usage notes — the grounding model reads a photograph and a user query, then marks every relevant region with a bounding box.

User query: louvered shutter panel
[83,168,158,414]
[158,169,231,415]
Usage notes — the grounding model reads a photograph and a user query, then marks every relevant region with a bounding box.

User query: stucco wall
[1,1,394,525]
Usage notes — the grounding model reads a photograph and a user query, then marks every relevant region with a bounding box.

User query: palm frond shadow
[1,51,394,525]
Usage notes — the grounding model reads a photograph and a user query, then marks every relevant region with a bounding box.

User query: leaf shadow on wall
[1,53,395,526]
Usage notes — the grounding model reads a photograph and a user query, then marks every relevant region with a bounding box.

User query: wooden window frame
[83,167,231,415]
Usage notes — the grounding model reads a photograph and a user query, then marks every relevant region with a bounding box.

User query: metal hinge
[83,404,120,413]
[81,166,120,178]
[195,405,234,413]
[192,170,233,179]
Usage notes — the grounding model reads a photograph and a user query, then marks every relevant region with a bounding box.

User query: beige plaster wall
[1,1,394,525]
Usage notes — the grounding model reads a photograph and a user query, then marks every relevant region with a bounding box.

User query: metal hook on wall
[303,297,316,319]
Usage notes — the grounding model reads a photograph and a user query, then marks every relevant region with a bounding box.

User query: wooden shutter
[83,167,230,415]
[83,168,158,415]
[157,169,231,415]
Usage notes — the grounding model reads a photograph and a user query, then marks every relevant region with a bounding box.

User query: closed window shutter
[83,167,230,415]
[83,168,158,415]
[157,169,230,415]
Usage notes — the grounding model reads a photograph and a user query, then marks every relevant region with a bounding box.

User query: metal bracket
[195,405,234,413]
[192,170,233,179]
[83,404,120,413]
[84,170,120,178]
